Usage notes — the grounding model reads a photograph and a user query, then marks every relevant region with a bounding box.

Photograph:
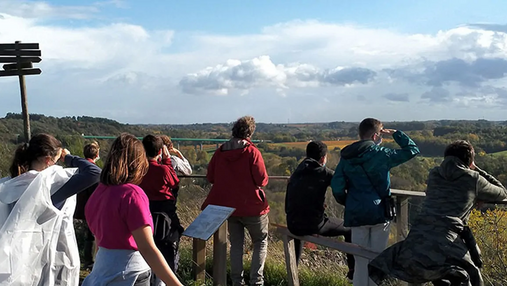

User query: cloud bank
[1,1,507,123]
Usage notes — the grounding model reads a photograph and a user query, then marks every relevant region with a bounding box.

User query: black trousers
[292,217,355,273]
[149,200,184,272]
[78,220,95,266]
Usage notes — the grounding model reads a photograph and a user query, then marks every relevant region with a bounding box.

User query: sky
[1,0,507,124]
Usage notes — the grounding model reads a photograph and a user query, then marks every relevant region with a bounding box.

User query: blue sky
[1,0,507,124]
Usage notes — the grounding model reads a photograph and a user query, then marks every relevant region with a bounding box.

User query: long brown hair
[10,133,62,178]
[100,133,148,186]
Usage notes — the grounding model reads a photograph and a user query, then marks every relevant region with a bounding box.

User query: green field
[490,150,507,157]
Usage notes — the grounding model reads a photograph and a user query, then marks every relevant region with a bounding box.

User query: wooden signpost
[0,41,42,142]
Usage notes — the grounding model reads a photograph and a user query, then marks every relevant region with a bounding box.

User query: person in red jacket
[139,135,181,286]
[202,116,269,286]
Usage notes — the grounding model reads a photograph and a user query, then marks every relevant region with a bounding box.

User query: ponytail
[8,134,62,178]
[10,143,30,178]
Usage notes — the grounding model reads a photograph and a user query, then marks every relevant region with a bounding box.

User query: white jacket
[0,165,80,286]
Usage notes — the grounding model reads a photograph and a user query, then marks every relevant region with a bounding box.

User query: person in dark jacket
[285,141,354,280]
[369,140,507,286]
[202,116,269,286]
[331,118,420,286]
[74,141,101,270]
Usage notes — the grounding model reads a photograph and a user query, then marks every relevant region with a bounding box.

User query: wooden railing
[179,175,426,286]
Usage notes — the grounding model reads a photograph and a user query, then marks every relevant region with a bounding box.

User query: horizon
[2,1,507,124]
[1,112,504,126]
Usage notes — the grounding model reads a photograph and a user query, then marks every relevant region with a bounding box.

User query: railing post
[193,238,206,282]
[396,196,422,286]
[396,195,409,242]
[213,221,228,286]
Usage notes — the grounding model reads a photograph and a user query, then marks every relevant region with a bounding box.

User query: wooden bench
[273,224,380,286]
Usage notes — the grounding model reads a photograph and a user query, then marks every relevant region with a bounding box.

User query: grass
[490,150,507,157]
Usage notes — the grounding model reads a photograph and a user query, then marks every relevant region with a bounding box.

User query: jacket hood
[0,171,38,204]
[293,158,324,175]
[219,138,252,162]
[340,140,375,164]
[437,156,471,181]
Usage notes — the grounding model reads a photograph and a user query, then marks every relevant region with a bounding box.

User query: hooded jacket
[202,138,269,217]
[0,166,80,286]
[368,156,507,285]
[285,157,333,235]
[331,130,419,227]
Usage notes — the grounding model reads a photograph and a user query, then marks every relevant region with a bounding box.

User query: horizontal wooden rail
[180,175,428,198]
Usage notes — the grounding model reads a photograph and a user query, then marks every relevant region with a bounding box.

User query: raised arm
[384,130,420,168]
[331,160,347,205]
[160,146,180,189]
[51,153,101,209]
[475,166,507,203]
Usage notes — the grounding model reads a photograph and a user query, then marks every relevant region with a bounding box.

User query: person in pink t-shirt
[83,133,183,286]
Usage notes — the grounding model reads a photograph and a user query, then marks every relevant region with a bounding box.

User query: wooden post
[396,196,410,242]
[193,238,206,282]
[396,196,423,286]
[213,221,228,286]
[15,41,30,142]
[282,235,299,286]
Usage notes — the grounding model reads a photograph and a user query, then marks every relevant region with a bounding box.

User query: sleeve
[171,156,193,176]
[251,148,269,187]
[161,158,179,189]
[331,160,347,205]
[385,130,420,169]
[475,167,507,203]
[206,150,218,184]
[124,188,153,233]
[51,155,101,208]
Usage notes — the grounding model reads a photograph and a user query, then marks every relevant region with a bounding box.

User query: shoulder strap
[358,163,387,199]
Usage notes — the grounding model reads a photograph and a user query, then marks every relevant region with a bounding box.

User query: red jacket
[139,158,180,201]
[202,139,269,217]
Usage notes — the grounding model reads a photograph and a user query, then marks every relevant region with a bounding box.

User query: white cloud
[180,56,376,95]
[2,4,507,123]
[0,1,98,19]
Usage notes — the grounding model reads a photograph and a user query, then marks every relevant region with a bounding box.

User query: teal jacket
[331,131,419,227]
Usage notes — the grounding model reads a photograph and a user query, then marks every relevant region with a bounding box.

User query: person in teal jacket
[331,118,420,286]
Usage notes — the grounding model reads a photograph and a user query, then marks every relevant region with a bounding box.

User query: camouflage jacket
[369,156,507,285]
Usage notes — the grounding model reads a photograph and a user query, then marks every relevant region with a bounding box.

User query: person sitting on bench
[285,141,354,281]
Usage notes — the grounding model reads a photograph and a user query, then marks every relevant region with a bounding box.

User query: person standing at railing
[0,133,101,286]
[74,141,101,271]
[160,135,192,177]
[285,141,355,281]
[138,135,182,286]
[331,118,420,286]
[202,115,269,286]
[369,140,507,286]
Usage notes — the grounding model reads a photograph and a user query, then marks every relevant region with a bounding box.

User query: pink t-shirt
[85,183,153,250]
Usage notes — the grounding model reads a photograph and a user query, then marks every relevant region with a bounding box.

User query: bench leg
[282,235,300,286]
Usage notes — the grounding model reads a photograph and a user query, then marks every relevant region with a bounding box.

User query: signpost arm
[15,41,31,142]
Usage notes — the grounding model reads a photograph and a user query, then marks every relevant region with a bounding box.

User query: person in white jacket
[0,133,100,286]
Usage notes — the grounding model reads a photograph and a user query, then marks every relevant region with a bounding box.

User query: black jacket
[285,158,333,235]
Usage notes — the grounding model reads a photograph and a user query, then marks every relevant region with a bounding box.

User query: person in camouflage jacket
[369,140,507,286]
